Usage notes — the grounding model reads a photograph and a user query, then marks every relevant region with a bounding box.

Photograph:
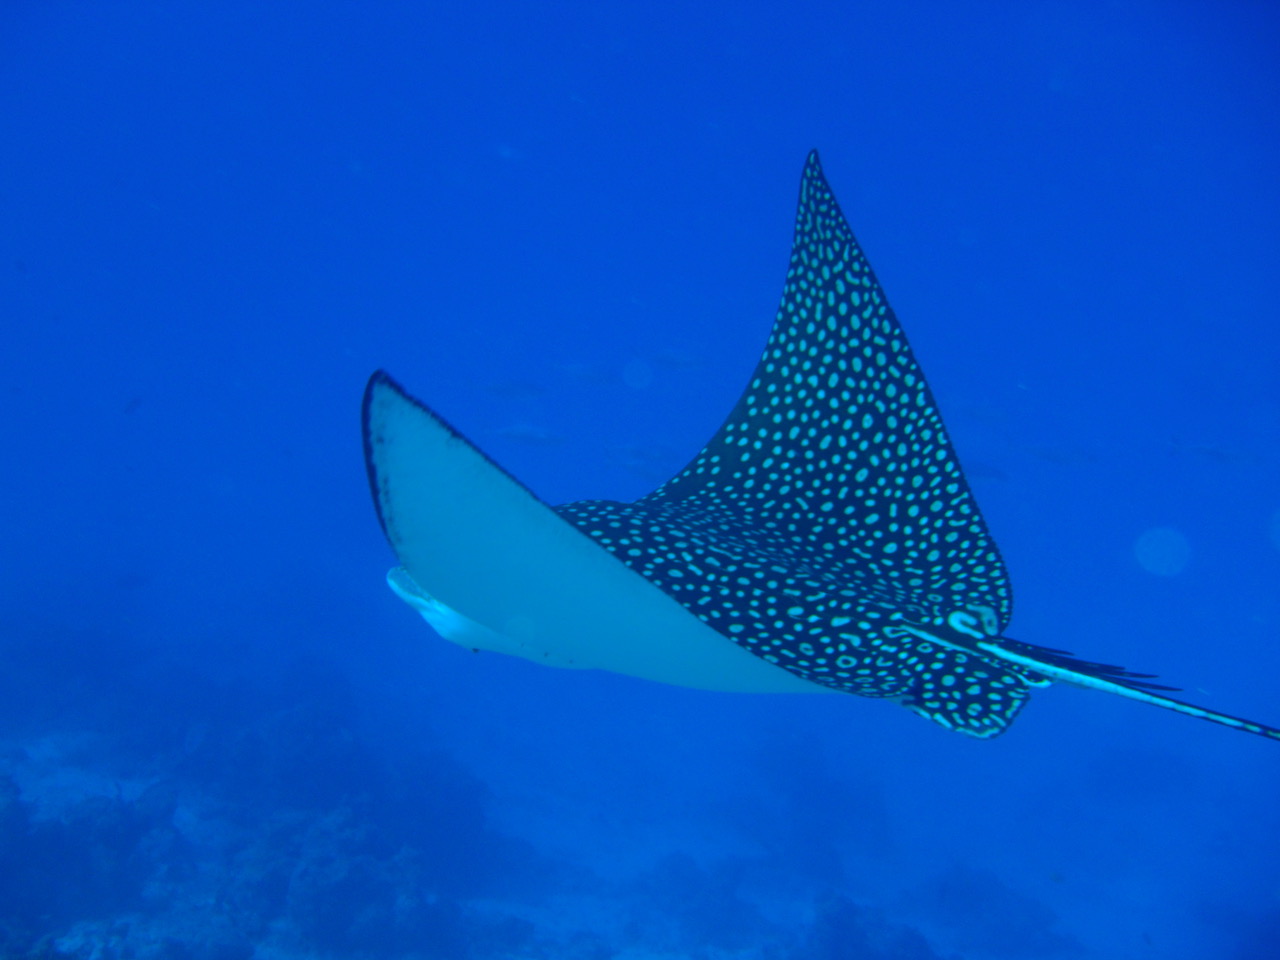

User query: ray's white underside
[364,375,829,695]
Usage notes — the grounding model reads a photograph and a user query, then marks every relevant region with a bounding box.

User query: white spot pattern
[555,152,1029,737]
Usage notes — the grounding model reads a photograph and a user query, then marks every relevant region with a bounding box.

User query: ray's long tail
[985,638,1280,742]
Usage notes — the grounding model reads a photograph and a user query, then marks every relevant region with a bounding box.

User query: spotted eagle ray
[363,152,1279,742]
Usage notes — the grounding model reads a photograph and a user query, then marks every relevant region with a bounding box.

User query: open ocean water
[2,3,1278,958]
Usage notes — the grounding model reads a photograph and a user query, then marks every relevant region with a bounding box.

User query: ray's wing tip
[365,368,405,402]
[364,369,436,432]
[797,149,840,216]
[361,369,433,539]
[803,149,824,180]
[361,370,393,537]
[362,369,400,445]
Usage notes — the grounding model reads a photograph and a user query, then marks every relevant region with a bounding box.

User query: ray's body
[363,153,1279,742]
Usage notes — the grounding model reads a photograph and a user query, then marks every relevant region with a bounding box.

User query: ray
[363,151,1279,743]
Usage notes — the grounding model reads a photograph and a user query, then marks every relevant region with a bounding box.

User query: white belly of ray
[366,378,827,694]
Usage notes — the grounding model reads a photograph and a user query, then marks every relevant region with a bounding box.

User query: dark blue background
[2,2,1278,957]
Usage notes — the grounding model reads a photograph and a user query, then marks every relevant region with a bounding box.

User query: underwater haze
[2,2,1279,958]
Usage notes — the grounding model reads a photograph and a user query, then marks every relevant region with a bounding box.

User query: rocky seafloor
[0,623,1084,960]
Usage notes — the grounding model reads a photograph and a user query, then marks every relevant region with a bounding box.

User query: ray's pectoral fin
[361,371,828,694]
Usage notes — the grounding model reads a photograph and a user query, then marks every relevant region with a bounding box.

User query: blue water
[3,2,1278,957]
